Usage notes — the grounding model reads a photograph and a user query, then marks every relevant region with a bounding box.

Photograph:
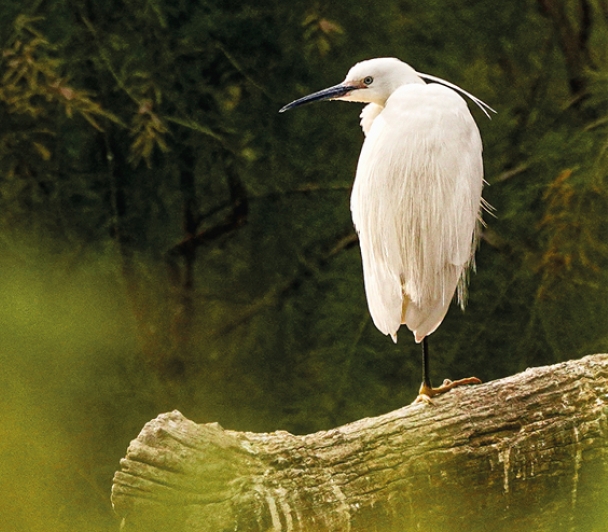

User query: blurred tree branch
[166,158,249,260]
[215,231,358,338]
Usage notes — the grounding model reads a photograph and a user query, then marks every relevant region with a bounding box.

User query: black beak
[279,83,360,113]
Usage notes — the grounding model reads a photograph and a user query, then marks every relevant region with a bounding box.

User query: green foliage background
[1,0,608,530]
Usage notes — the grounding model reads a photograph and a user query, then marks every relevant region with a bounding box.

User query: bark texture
[112,354,608,531]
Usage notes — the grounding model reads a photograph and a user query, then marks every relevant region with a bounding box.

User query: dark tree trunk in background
[537,0,594,96]
[112,355,608,532]
[167,145,198,374]
[105,131,167,365]
[165,151,248,375]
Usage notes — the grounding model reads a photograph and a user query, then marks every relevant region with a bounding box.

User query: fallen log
[112,354,608,531]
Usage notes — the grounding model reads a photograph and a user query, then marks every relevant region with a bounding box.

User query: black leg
[421,337,432,389]
[414,335,482,403]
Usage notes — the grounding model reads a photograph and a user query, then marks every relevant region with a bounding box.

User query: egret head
[279,57,424,112]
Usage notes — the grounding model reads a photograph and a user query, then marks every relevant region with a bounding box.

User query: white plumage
[280,57,490,346]
[352,81,483,342]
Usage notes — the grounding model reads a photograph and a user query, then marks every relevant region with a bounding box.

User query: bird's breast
[359,103,384,136]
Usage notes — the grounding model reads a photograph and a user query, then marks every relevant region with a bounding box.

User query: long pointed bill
[279,83,359,113]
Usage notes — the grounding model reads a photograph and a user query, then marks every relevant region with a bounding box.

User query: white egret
[280,57,493,402]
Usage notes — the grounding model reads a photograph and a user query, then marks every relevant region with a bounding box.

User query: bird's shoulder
[384,83,470,117]
[365,82,478,142]
[359,82,483,173]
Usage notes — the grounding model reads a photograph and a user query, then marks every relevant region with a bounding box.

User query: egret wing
[350,83,484,342]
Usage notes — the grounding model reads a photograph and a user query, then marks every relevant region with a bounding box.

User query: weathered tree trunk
[112,355,608,532]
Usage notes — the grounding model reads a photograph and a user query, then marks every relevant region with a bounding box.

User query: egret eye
[363,76,374,86]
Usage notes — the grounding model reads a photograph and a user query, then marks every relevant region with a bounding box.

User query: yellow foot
[413,376,482,405]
